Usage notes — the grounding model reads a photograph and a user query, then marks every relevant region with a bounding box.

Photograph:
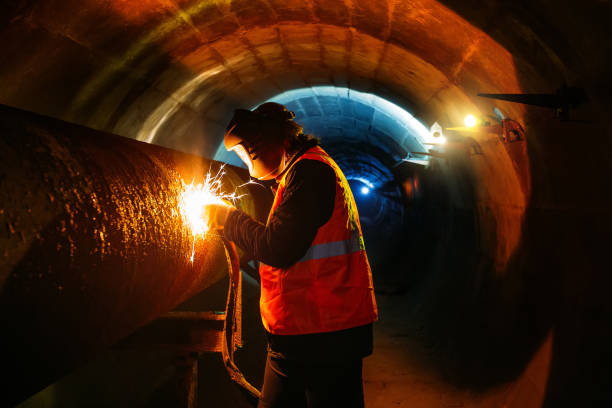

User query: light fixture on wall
[464,114,478,128]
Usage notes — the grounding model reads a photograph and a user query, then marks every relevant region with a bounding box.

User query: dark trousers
[258,352,365,408]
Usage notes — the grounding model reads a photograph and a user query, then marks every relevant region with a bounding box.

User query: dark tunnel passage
[1,0,611,407]
[220,87,426,281]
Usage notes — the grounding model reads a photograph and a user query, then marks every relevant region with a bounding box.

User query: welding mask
[224,106,289,180]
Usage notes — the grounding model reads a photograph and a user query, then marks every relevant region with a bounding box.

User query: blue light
[361,186,370,195]
[261,86,431,147]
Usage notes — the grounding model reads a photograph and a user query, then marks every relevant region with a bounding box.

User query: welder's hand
[205,202,235,231]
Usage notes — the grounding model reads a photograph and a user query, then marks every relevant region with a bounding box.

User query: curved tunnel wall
[1,0,530,154]
[1,0,611,406]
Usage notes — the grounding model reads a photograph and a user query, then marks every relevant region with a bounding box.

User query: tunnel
[1,0,611,407]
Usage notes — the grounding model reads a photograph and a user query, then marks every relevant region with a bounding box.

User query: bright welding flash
[179,167,242,263]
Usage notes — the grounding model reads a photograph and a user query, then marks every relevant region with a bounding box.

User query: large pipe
[0,104,268,406]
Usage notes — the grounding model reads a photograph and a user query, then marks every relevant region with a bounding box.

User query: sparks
[178,166,243,262]
[236,179,268,190]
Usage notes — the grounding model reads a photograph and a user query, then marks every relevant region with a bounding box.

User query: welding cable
[221,237,262,401]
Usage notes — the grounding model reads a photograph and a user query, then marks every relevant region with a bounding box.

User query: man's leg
[258,353,307,408]
[304,359,365,408]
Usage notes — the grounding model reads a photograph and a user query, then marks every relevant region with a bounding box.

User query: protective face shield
[247,144,286,180]
[224,110,286,180]
[231,142,255,175]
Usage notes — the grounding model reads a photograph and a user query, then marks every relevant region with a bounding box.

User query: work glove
[205,202,235,231]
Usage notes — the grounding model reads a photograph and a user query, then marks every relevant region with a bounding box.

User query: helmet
[253,102,295,122]
[224,102,295,180]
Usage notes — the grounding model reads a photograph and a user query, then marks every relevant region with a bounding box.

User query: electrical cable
[220,237,262,402]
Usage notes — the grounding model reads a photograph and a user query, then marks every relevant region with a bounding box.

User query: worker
[207,102,378,408]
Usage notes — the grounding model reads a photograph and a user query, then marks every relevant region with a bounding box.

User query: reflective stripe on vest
[297,232,365,263]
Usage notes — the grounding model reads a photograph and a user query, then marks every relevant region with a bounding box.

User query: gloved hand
[205,202,235,231]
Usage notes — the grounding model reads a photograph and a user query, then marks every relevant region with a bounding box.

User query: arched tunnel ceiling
[1,0,592,158]
[0,1,609,210]
[215,86,436,167]
[274,87,430,154]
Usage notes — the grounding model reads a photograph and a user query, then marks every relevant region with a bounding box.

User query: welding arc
[221,238,262,401]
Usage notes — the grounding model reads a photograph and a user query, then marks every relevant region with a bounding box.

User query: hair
[253,102,319,153]
[225,102,319,154]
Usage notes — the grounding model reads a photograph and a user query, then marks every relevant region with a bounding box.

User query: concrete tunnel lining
[214,86,435,166]
[126,20,524,157]
[1,0,611,406]
[1,0,529,153]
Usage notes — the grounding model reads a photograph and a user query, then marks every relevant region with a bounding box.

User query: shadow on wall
[512,112,612,407]
[388,128,556,400]
[390,44,611,408]
[439,1,612,405]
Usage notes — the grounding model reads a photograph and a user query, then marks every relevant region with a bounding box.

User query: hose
[221,237,262,401]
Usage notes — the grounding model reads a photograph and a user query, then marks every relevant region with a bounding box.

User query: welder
[208,102,378,408]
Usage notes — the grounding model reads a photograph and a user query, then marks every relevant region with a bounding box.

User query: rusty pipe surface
[0,104,269,406]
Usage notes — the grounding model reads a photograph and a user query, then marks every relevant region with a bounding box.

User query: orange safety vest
[259,146,378,335]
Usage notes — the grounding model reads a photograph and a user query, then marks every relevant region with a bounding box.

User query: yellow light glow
[179,166,241,262]
[464,114,478,128]
[180,184,221,236]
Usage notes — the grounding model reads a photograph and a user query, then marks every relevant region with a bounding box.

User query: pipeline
[0,104,270,405]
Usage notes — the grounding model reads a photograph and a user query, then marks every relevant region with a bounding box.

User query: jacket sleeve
[223,159,336,268]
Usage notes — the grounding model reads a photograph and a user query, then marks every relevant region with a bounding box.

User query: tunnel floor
[363,291,550,408]
[18,269,551,408]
